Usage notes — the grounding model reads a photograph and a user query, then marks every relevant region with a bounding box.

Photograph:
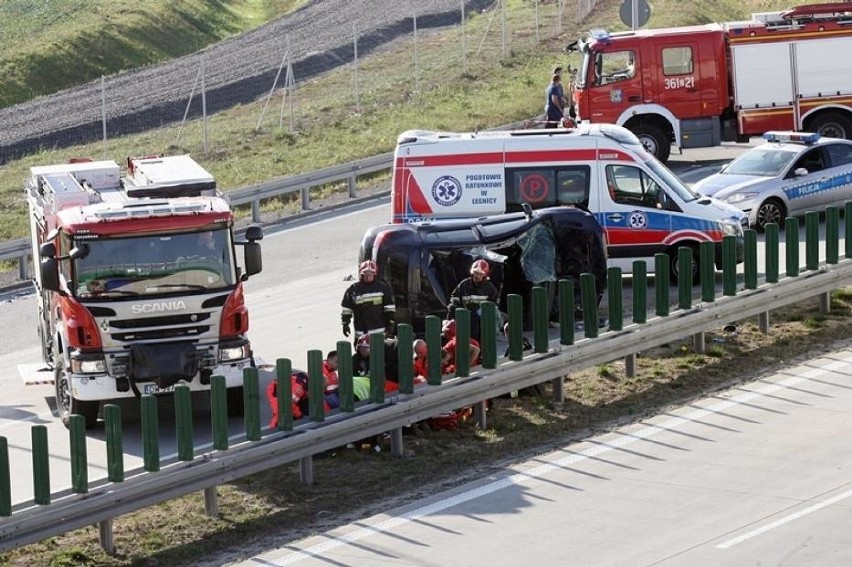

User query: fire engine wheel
[755,199,786,232]
[226,386,245,417]
[54,360,99,429]
[808,112,852,140]
[632,124,671,163]
[668,245,700,286]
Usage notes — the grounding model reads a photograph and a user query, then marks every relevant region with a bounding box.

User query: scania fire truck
[567,2,852,162]
[26,155,263,428]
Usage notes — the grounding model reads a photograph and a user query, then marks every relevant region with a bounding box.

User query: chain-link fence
[0,0,601,164]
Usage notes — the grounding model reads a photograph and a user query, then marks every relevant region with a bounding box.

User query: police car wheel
[755,199,785,232]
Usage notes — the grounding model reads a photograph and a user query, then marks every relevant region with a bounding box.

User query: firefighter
[341,260,396,341]
[440,318,481,372]
[446,259,499,343]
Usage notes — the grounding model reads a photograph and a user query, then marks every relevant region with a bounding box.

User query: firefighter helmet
[470,259,490,276]
[356,334,371,349]
[358,260,377,277]
[441,318,457,339]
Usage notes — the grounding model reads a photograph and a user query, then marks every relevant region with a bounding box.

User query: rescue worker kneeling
[266,369,338,429]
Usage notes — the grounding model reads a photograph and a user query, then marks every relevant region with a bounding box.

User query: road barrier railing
[1,207,851,552]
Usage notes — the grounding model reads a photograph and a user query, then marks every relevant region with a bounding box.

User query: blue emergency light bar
[589,28,611,43]
[762,131,820,145]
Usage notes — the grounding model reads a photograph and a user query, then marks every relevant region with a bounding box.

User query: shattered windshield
[518,223,557,284]
[73,230,236,299]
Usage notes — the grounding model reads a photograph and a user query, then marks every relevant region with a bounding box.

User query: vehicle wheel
[669,245,700,286]
[226,386,245,417]
[755,198,786,232]
[632,123,671,163]
[54,359,99,429]
[808,112,852,140]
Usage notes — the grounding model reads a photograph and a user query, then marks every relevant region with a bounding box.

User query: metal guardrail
[0,152,396,281]
[2,256,851,551]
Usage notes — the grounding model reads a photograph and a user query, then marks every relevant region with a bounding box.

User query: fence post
[744,230,758,290]
[277,358,294,428]
[308,349,325,422]
[507,294,524,360]
[104,404,124,483]
[559,279,575,345]
[69,414,88,494]
[633,260,647,324]
[0,438,9,516]
[700,241,715,302]
[174,384,194,461]
[805,211,819,271]
[455,308,472,377]
[765,223,779,283]
[32,425,50,505]
[678,248,692,310]
[608,267,623,331]
[397,324,415,393]
[369,331,385,403]
[580,273,598,338]
[531,286,548,353]
[785,217,800,277]
[722,235,737,296]
[480,301,498,369]
[141,395,160,472]
[826,206,839,264]
[336,343,354,412]
[654,254,669,317]
[846,202,852,259]
[426,315,443,384]
[243,367,261,441]
[211,375,229,450]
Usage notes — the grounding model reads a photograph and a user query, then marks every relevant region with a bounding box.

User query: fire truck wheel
[808,112,852,140]
[755,198,786,232]
[226,386,245,417]
[54,360,99,429]
[632,124,671,163]
[668,245,700,286]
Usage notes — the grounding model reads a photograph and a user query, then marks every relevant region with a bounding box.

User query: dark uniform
[341,279,396,338]
[447,276,499,342]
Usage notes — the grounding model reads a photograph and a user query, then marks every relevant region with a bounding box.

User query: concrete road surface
[231,341,852,567]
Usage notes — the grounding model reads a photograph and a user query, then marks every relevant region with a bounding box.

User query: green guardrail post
[507,294,524,360]
[0,438,9,516]
[369,331,385,403]
[559,279,575,345]
[805,211,819,271]
[765,223,779,283]
[722,235,737,296]
[104,404,124,483]
[425,315,443,385]
[308,349,325,421]
[699,241,715,303]
[826,206,839,265]
[174,384,194,461]
[243,366,261,441]
[32,425,50,505]
[654,254,669,317]
[846,202,852,259]
[744,230,758,290]
[276,358,294,428]
[336,343,354,412]
[141,395,159,472]
[397,323,414,393]
[633,261,647,324]
[607,268,623,331]
[211,375,228,450]
[455,308,472,377]
[480,301,498,369]
[785,217,800,277]
[69,414,87,494]
[678,247,692,310]
[580,273,598,338]
[531,286,548,353]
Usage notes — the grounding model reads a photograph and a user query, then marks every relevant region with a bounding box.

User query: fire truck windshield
[72,229,236,299]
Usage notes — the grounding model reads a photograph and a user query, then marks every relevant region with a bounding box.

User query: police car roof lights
[762,131,820,145]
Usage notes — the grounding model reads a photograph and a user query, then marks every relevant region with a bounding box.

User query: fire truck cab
[26,155,263,428]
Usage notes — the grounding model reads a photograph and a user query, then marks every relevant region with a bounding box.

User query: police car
[693,132,852,231]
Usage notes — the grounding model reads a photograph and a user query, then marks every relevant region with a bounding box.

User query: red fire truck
[26,155,263,428]
[567,3,852,162]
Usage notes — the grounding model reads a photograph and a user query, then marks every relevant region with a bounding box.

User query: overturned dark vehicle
[358,206,608,333]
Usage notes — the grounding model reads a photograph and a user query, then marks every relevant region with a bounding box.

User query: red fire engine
[567,2,852,162]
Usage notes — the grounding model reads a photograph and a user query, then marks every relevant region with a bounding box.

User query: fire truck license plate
[143,384,176,395]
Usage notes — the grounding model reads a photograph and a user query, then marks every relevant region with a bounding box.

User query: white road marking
[17,362,54,385]
[240,352,852,566]
[0,346,41,363]
[716,487,852,549]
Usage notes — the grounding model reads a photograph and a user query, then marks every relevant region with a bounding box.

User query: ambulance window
[556,167,590,207]
[662,47,693,75]
[606,165,663,208]
[506,169,556,210]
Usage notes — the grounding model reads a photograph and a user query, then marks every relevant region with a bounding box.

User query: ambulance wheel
[54,359,99,429]
[633,124,671,163]
[227,386,245,417]
[808,111,852,140]
[755,199,786,232]
[669,245,699,286]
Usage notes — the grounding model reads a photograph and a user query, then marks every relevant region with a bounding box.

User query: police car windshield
[645,159,700,202]
[722,147,797,177]
[72,230,236,299]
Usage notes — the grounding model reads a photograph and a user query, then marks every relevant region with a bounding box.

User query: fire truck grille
[110,313,211,329]
[111,325,211,342]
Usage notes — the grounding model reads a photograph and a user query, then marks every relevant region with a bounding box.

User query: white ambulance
[391,123,746,283]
